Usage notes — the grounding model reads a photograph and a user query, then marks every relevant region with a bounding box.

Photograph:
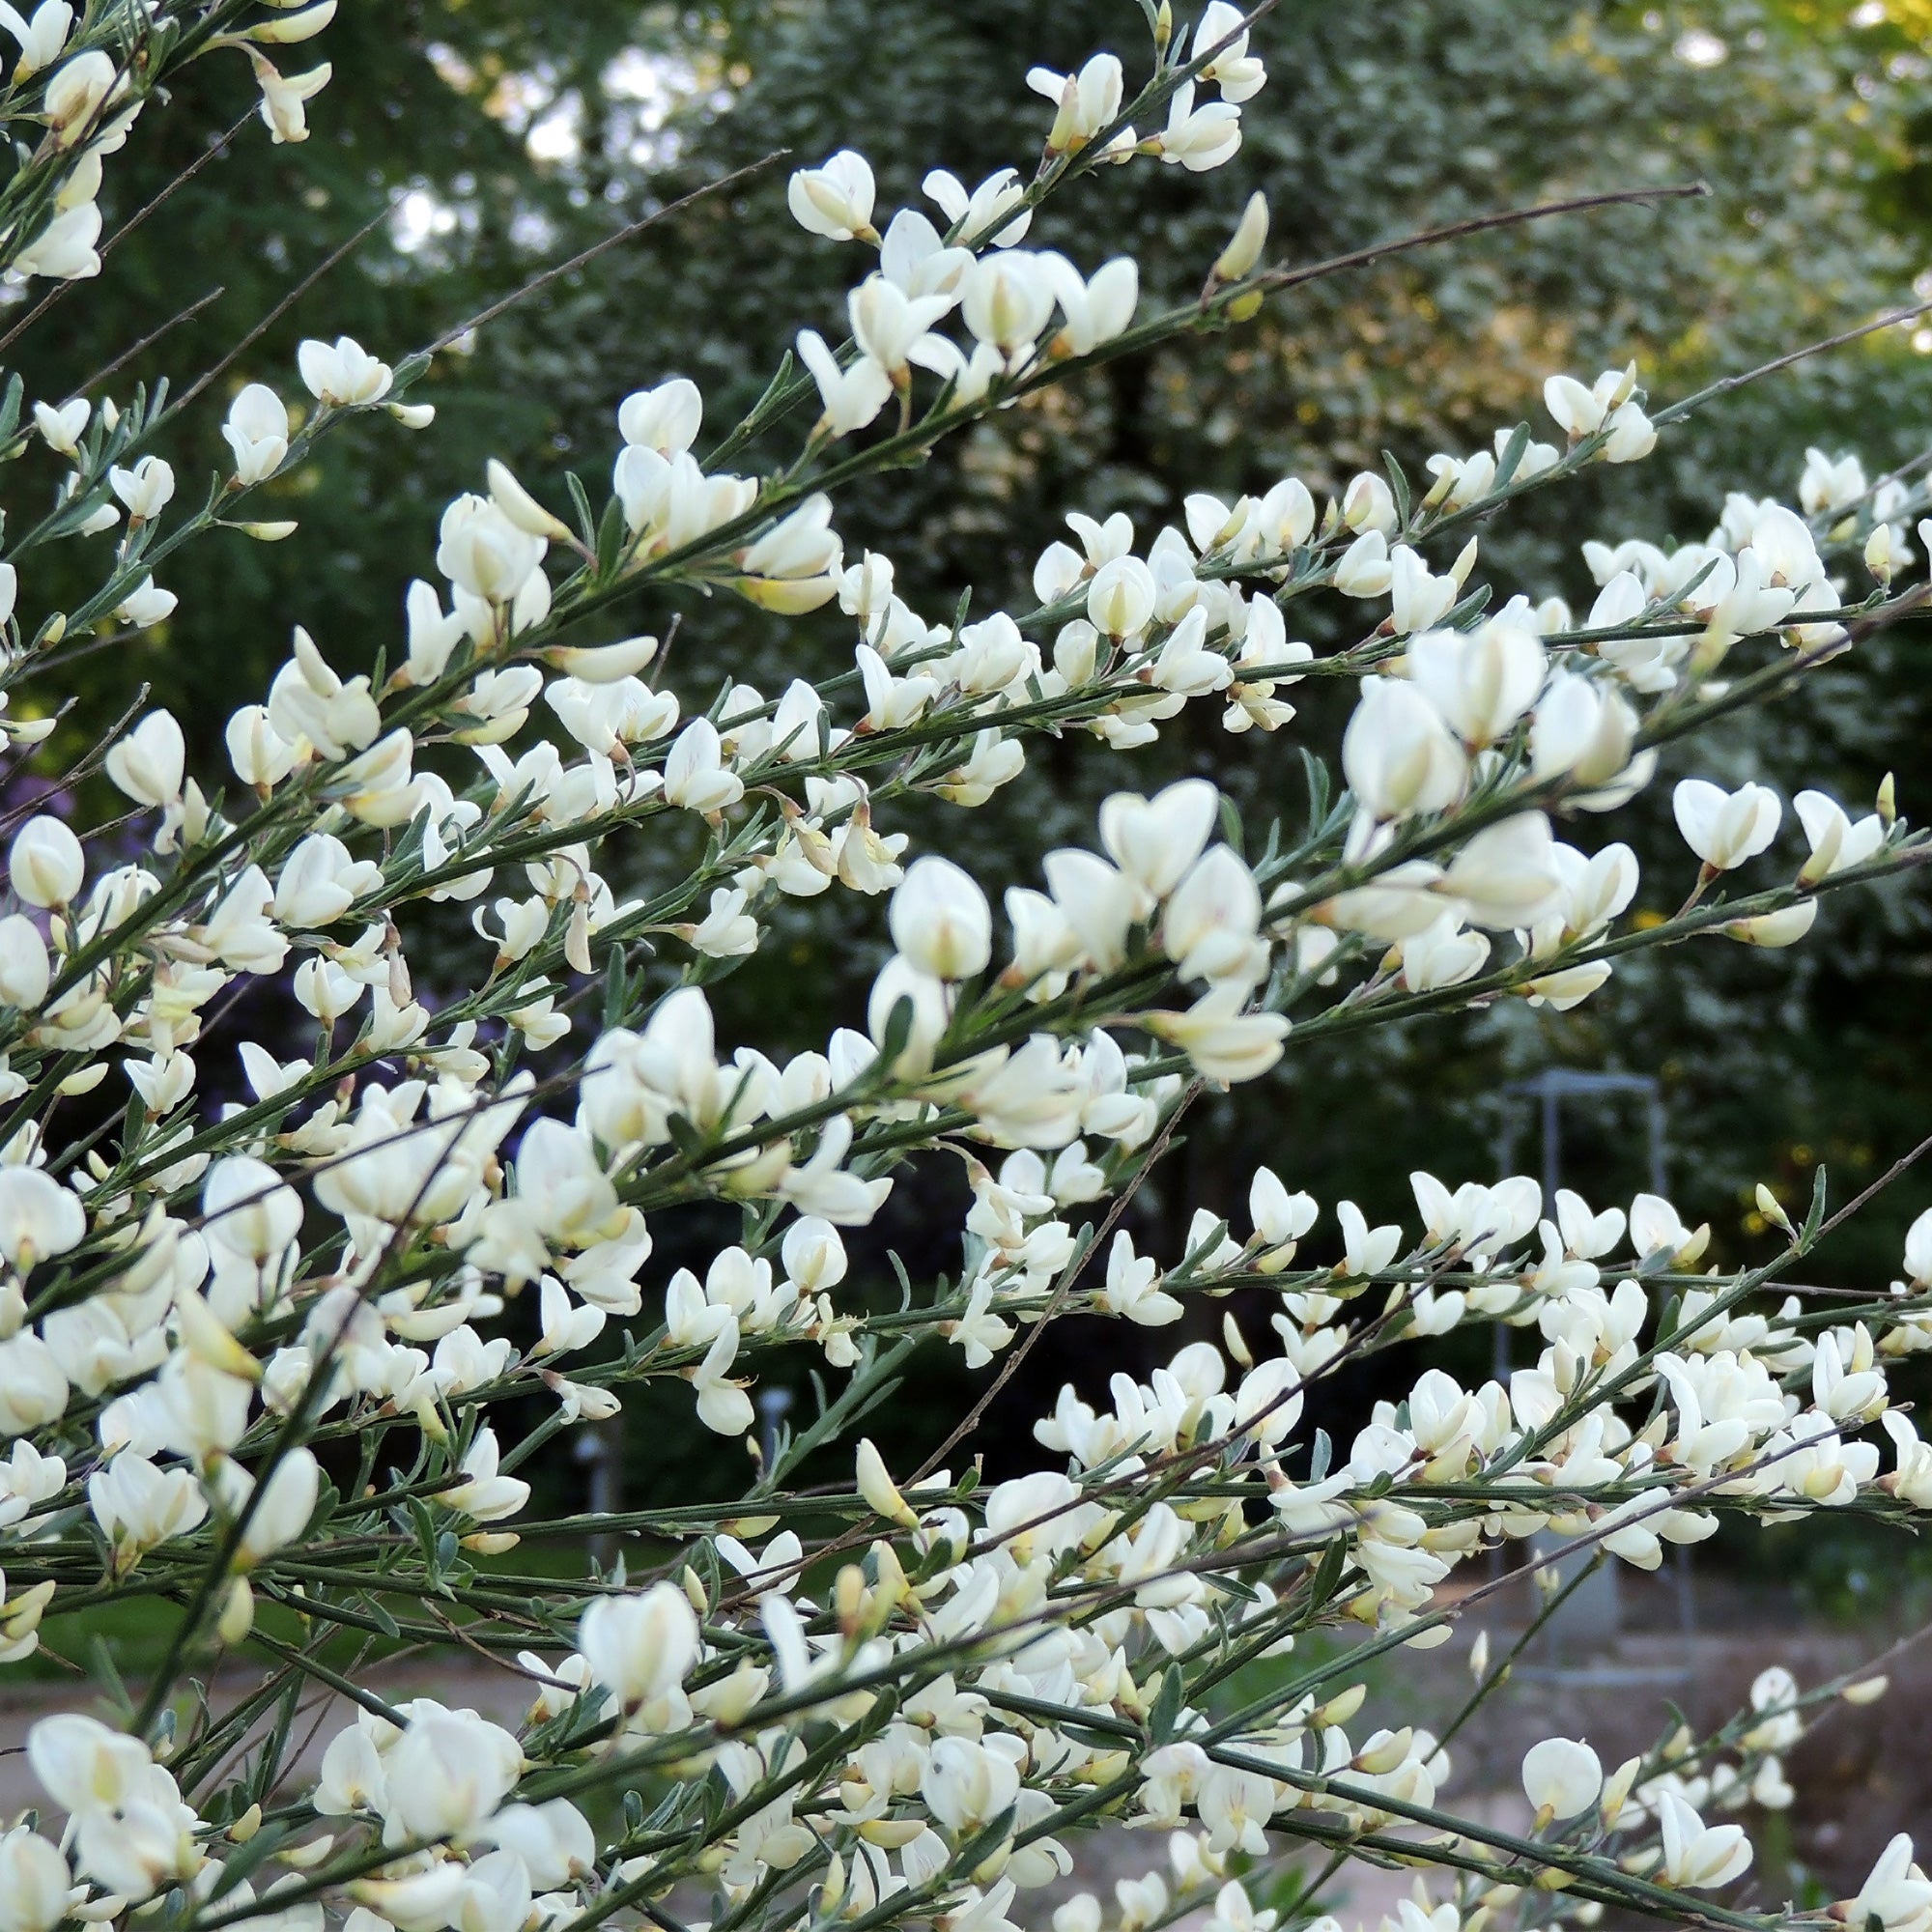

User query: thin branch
[173,198,397,412]
[0,107,251,356]
[911,1076,1206,1483]
[1257,181,1711,299]
[1656,297,1932,424]
[423,152,791,355]
[1809,1122,1932,1247]
[77,285,224,394]
[0,681,149,839]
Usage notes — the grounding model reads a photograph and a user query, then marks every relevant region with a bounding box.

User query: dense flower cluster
[0,7,1928,1932]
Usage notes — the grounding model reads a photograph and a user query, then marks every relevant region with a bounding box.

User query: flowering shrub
[2,3,1932,1929]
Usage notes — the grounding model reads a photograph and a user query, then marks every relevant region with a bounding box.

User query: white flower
[1043,253,1138,355]
[1344,471,1397,533]
[298,334,392,406]
[1521,1737,1602,1821]
[618,377,702,455]
[1145,984,1288,1084]
[223,383,290,485]
[438,1427,530,1523]
[579,1581,700,1710]
[385,1705,523,1841]
[1400,913,1489,991]
[961,250,1056,359]
[228,1447,321,1564]
[1905,1206,1932,1289]
[1794,788,1885,884]
[1658,1791,1752,1889]
[1343,677,1466,820]
[9,814,82,906]
[1193,1,1269,101]
[1408,620,1545,747]
[438,495,546,605]
[1087,554,1156,639]
[0,2,72,80]
[1673,779,1781,870]
[247,48,331,144]
[848,274,953,376]
[1155,80,1242,170]
[1441,812,1562,928]
[0,1167,83,1271]
[115,575,178,629]
[1098,778,1218,902]
[923,1735,1022,1837]
[0,914,49,1008]
[203,1153,303,1266]
[1545,363,1641,443]
[108,454,174,522]
[89,1453,208,1557]
[1028,52,1124,151]
[33,396,86,455]
[924,165,1032,248]
[1162,844,1265,986]
[0,1825,70,1932]
[796,328,892,437]
[788,150,877,241]
[104,710,185,808]
[664,718,745,814]
[1530,671,1652,807]
[1844,1834,1932,1932]
[890,857,991,981]
[43,48,120,145]
[738,497,843,612]
[879,210,974,299]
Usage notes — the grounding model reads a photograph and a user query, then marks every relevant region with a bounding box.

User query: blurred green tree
[596,0,1932,1293]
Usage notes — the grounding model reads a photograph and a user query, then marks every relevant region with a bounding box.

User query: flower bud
[8,816,82,907]
[856,1437,920,1528]
[1753,1183,1795,1236]
[178,1291,263,1383]
[487,456,573,543]
[1313,1682,1366,1726]
[0,915,49,1009]
[1212,191,1268,284]
[236,1448,320,1564]
[246,1,336,43]
[218,1576,255,1644]
[543,636,659,684]
[1723,902,1815,949]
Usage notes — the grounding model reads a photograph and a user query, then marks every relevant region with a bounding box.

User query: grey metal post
[758,1384,795,1471]
[1542,1078,1562,1215]
[577,1411,624,1571]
